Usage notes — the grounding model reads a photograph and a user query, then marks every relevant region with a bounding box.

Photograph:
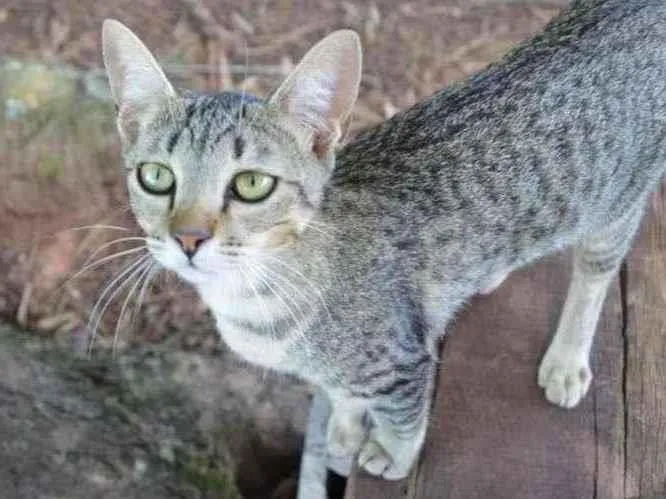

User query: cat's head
[102,20,361,285]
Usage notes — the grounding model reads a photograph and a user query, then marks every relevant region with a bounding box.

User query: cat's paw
[358,437,410,480]
[538,348,592,408]
[326,411,366,457]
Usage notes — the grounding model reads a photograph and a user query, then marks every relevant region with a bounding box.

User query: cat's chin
[171,264,218,285]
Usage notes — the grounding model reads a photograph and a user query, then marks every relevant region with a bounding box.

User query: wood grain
[624,204,666,499]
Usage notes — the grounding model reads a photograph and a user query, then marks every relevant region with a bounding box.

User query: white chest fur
[197,280,298,371]
[216,315,295,369]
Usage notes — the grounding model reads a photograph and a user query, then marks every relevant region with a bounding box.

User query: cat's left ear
[102,19,176,141]
[269,30,362,159]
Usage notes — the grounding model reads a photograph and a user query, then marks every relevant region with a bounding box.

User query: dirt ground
[0,0,564,496]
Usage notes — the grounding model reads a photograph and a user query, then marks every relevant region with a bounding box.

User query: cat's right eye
[137,162,175,195]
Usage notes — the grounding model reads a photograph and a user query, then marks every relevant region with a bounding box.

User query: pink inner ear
[312,131,331,159]
[294,73,336,118]
[285,72,337,138]
[311,118,343,160]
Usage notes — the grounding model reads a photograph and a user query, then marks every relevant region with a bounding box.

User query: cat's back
[332,0,666,232]
[335,0,666,179]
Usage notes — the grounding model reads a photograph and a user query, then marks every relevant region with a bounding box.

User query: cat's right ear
[102,19,176,141]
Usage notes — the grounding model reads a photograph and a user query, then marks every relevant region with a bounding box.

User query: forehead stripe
[166,129,181,153]
[164,102,196,154]
[234,136,245,158]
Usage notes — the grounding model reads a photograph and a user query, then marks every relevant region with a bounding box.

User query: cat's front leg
[538,209,643,408]
[325,393,428,480]
[356,357,436,480]
[326,397,368,458]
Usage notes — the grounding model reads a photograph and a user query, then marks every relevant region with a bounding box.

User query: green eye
[232,171,277,202]
[137,163,175,195]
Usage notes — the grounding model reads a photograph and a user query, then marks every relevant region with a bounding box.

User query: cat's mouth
[170,262,218,285]
[146,236,242,284]
[184,261,212,274]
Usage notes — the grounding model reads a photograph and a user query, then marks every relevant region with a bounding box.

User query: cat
[101,0,666,480]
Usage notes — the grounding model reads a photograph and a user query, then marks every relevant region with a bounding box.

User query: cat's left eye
[137,162,175,195]
[232,171,277,203]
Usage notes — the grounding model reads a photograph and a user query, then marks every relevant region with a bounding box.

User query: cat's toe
[357,438,410,480]
[358,439,392,476]
[538,351,592,408]
[327,413,366,457]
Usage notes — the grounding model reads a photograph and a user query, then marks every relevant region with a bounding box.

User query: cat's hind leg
[538,207,643,408]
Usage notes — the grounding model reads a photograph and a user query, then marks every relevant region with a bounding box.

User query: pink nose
[173,230,211,259]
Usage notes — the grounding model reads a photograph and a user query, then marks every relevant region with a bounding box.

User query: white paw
[357,437,410,480]
[538,349,592,409]
[326,412,366,457]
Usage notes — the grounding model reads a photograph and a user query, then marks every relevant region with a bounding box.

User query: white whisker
[86,255,151,357]
[259,254,333,322]
[112,261,153,355]
[247,261,314,364]
[83,237,149,267]
[65,224,130,233]
[245,263,306,331]
[69,246,147,283]
[256,261,312,305]
[132,263,159,328]
[238,262,278,343]
[237,39,249,136]
[302,220,338,239]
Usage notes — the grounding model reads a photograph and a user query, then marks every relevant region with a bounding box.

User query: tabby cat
[102,0,666,480]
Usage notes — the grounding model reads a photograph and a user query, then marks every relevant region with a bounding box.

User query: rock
[0,58,113,121]
[0,322,311,498]
[0,322,242,498]
[0,58,78,119]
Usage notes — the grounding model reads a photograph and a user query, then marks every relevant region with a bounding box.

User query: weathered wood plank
[624,201,666,498]
[348,253,626,498]
[343,468,407,499]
